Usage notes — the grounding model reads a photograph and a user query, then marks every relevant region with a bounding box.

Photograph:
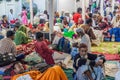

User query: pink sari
[21,10,28,25]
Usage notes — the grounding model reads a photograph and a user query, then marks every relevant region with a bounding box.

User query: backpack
[57,37,71,53]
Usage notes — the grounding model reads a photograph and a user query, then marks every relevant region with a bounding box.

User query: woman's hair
[33,24,38,28]
[78,43,88,49]
[88,13,93,18]
[44,10,48,14]
[22,6,26,10]
[77,7,82,13]
[2,15,6,19]
[72,42,78,47]
[86,18,92,24]
[36,32,43,40]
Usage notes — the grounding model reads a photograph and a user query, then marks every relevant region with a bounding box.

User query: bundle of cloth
[16,40,35,55]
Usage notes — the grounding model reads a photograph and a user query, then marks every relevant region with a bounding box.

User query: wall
[57,0,75,14]
[33,0,46,13]
[0,0,22,19]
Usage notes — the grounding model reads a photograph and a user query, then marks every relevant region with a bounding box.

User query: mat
[93,52,120,60]
[92,42,120,54]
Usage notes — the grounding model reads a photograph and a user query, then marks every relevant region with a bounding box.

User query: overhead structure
[48,0,54,41]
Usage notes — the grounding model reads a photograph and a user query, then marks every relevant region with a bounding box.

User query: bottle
[111,34,115,42]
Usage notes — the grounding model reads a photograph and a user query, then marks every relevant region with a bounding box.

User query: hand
[49,46,53,49]
[96,59,103,66]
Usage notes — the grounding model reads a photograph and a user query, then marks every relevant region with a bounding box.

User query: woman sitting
[73,43,106,80]
[14,25,31,45]
[0,15,9,28]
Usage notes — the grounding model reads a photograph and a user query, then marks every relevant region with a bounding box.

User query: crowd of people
[0,0,120,80]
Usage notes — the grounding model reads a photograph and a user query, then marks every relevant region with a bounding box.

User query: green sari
[14,25,31,45]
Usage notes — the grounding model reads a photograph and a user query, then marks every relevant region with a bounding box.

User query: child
[73,43,105,80]
[70,42,79,59]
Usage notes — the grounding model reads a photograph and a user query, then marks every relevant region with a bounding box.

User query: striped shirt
[0,38,16,55]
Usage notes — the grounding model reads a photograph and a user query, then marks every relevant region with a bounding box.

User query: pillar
[48,0,54,41]
[100,0,104,17]
[112,0,115,12]
[96,0,100,7]
[82,0,86,21]
[30,0,33,24]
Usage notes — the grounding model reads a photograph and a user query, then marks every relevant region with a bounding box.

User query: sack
[0,53,16,67]
[58,37,71,53]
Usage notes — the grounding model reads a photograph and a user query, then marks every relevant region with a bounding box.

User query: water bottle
[111,34,115,42]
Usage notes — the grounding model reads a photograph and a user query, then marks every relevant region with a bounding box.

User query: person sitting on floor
[0,30,16,55]
[73,43,106,80]
[70,42,79,59]
[14,25,31,45]
[76,28,91,53]
[0,15,9,28]
[34,32,55,64]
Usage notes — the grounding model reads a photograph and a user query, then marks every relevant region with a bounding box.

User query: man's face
[79,48,87,57]
[14,27,19,32]
[11,35,15,40]
[89,22,93,26]
[4,16,7,21]
[10,9,13,14]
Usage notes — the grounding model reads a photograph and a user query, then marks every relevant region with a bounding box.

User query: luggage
[0,53,16,67]
[58,37,71,53]
[109,28,120,42]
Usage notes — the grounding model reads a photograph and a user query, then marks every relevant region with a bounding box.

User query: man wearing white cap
[76,28,91,52]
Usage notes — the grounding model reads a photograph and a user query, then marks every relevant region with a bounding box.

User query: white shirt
[105,7,111,15]
[80,34,91,52]
[52,35,61,45]
[53,25,61,32]
[8,12,14,23]
[40,14,48,21]
[111,16,120,27]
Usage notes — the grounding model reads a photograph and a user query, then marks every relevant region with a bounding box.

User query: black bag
[0,53,16,67]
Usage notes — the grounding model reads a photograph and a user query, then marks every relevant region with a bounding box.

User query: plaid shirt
[0,38,16,55]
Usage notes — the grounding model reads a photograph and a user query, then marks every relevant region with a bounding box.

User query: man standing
[0,30,16,55]
[8,9,15,23]
[73,8,82,25]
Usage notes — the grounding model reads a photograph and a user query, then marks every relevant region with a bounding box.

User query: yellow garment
[43,22,49,32]
[11,66,68,80]
[36,65,68,80]
[11,70,40,80]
